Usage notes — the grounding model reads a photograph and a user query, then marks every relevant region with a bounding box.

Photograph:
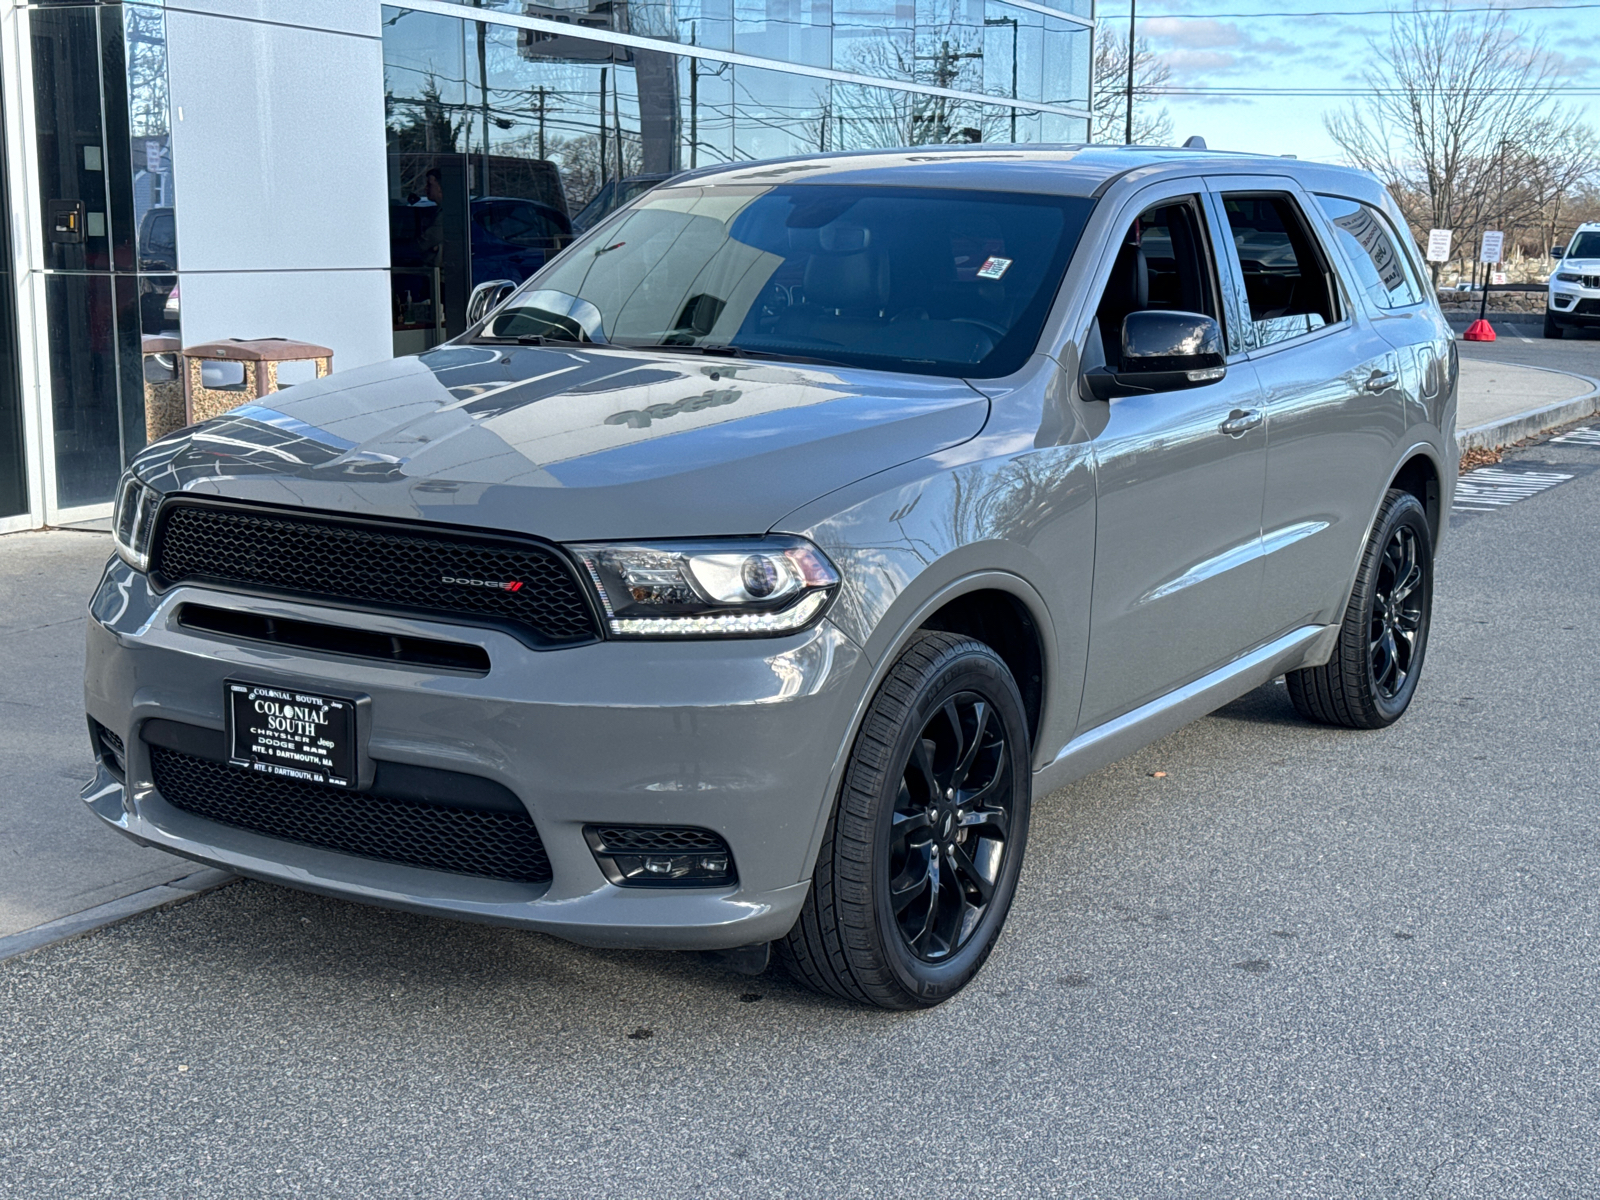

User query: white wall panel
[165,1,379,41]
[166,12,387,274]
[176,270,394,372]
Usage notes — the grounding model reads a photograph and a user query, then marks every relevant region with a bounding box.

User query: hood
[134,344,990,541]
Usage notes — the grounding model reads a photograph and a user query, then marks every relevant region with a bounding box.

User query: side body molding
[1032,623,1337,798]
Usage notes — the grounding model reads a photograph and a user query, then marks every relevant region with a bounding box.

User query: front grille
[1577,298,1600,315]
[152,501,598,647]
[150,745,552,884]
[177,604,491,673]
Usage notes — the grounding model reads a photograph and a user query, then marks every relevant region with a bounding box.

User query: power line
[1097,2,1600,16]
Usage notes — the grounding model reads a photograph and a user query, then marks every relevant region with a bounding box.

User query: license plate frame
[225,679,360,789]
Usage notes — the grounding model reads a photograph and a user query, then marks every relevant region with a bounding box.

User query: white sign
[1479,230,1504,264]
[1426,229,1453,262]
[145,141,162,174]
[1491,271,1507,286]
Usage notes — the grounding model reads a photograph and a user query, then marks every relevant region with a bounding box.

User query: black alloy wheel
[1368,524,1425,701]
[888,691,1015,962]
[780,632,1032,1008]
[1287,488,1433,729]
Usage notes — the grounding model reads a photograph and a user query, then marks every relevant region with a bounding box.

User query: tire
[1286,489,1433,729]
[1544,310,1564,339]
[779,632,1032,1009]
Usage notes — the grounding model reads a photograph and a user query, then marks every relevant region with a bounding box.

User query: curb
[1457,366,1600,454]
[0,868,238,965]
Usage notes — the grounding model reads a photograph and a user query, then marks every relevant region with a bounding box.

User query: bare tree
[1091,22,1172,145]
[838,14,1010,147]
[1324,2,1596,278]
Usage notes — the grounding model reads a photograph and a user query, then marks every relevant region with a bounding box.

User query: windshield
[1568,231,1600,259]
[482,184,1093,378]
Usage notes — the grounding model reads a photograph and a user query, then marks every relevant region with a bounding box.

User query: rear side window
[1219,194,1340,349]
[1315,195,1424,311]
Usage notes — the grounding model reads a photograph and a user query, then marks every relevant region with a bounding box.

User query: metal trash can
[141,334,185,443]
[182,337,333,425]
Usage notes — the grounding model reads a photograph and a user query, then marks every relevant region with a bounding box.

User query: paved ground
[1457,322,1600,378]
[0,532,189,937]
[4,423,1600,1195]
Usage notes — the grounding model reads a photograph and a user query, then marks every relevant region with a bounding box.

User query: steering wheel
[952,317,1007,339]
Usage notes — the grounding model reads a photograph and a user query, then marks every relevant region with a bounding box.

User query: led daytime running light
[608,590,829,637]
[112,474,161,571]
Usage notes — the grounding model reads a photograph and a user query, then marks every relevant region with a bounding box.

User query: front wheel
[779,632,1032,1008]
[1287,489,1433,729]
[1544,310,1564,339]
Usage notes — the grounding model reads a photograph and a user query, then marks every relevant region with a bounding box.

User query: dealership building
[0,0,1092,531]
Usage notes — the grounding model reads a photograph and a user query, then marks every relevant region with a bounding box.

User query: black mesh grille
[152,502,598,645]
[588,825,730,853]
[1576,299,1600,315]
[150,746,552,884]
[96,723,125,755]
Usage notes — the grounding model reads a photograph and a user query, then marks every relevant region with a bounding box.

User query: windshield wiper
[470,334,566,346]
[623,342,850,368]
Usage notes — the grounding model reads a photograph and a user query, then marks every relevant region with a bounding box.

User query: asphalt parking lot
[4,390,1600,1197]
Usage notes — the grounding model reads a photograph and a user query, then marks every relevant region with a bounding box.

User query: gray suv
[85,147,1456,1008]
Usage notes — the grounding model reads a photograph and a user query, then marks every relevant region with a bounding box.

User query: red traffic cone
[1463,318,1495,341]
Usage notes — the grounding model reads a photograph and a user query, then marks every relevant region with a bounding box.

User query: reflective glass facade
[28,0,178,512]
[1,0,1088,526]
[383,0,1090,352]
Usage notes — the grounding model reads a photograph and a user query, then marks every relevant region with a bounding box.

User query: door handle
[1365,370,1399,393]
[1218,408,1263,438]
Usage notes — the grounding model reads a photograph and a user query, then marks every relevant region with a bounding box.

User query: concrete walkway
[1456,358,1599,453]
[0,531,192,938]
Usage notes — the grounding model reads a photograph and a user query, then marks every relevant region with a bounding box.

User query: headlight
[111,472,161,571]
[1556,272,1580,283]
[570,537,840,638]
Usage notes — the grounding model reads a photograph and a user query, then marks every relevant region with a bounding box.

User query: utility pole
[536,85,547,160]
[599,66,608,187]
[689,24,698,169]
[1125,0,1137,145]
[984,16,1018,143]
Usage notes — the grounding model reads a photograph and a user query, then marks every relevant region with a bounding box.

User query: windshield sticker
[976,256,1013,280]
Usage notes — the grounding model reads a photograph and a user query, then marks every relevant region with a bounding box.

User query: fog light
[583,825,737,888]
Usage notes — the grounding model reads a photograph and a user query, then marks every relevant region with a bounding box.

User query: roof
[672,144,1382,201]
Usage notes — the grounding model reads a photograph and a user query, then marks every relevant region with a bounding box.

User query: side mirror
[466,279,518,326]
[1082,310,1227,401]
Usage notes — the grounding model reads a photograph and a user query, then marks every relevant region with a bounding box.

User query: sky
[1096,0,1600,164]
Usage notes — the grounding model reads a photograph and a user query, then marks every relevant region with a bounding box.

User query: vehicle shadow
[1207,679,1305,727]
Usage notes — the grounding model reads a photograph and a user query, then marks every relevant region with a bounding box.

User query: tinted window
[1568,231,1600,258]
[1315,195,1423,310]
[489,185,1093,378]
[478,201,565,246]
[1220,194,1339,348]
[1094,197,1222,363]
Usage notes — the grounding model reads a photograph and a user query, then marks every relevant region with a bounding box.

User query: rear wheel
[1287,489,1433,729]
[1544,309,1565,339]
[779,632,1031,1009]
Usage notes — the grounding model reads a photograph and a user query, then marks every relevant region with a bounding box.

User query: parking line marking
[1549,426,1600,446]
[1452,466,1574,513]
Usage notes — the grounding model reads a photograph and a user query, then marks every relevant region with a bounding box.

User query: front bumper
[1547,290,1600,327]
[82,559,869,949]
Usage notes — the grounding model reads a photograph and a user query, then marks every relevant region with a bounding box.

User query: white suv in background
[1547,223,1600,339]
